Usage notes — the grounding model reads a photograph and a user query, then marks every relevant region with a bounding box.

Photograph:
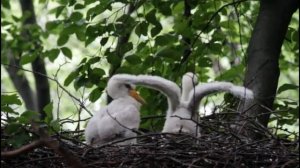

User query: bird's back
[85,97,141,145]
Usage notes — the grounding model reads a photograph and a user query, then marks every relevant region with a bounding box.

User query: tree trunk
[20,0,51,119]
[237,0,299,139]
[107,4,136,103]
[5,51,37,111]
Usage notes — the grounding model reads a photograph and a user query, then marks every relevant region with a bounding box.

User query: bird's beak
[129,89,146,105]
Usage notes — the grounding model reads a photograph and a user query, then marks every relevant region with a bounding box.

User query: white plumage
[162,72,200,135]
[110,73,201,135]
[84,76,145,146]
[110,74,181,118]
[87,73,254,140]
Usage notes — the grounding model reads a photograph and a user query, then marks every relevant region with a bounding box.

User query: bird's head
[182,72,198,87]
[107,76,146,104]
[181,72,199,101]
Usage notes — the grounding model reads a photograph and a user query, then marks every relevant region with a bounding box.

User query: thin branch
[1,139,44,158]
[2,63,93,116]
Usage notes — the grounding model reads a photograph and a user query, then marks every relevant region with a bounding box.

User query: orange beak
[129,89,146,105]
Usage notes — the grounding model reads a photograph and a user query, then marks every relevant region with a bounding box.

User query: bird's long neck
[181,85,195,102]
[181,74,198,102]
[111,74,181,113]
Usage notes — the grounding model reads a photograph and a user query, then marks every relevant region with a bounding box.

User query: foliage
[1,0,299,145]
[1,94,60,148]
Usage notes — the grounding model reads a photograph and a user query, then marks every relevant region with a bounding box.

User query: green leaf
[154,1,172,16]
[84,0,97,6]
[88,57,100,64]
[89,87,102,102]
[19,111,39,124]
[20,54,38,65]
[173,18,191,37]
[61,24,77,35]
[88,67,105,84]
[64,70,78,86]
[107,52,121,66]
[215,65,244,81]
[220,20,237,32]
[151,23,162,37]
[277,84,299,94]
[135,21,148,36]
[125,55,142,64]
[74,75,91,90]
[80,58,87,64]
[119,42,133,54]
[1,0,10,9]
[86,2,111,20]
[146,9,159,25]
[57,34,69,46]
[74,3,85,10]
[46,21,60,31]
[55,6,66,18]
[75,30,85,41]
[85,36,96,47]
[1,106,18,114]
[100,37,109,46]
[68,0,76,6]
[44,49,60,62]
[8,132,31,148]
[155,34,177,46]
[43,102,53,123]
[198,56,212,67]
[1,94,22,105]
[50,120,60,132]
[155,46,182,61]
[60,47,72,59]
[70,12,83,22]
[5,123,22,134]
[90,68,105,76]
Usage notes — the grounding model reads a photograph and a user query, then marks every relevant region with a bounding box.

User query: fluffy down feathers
[85,76,142,146]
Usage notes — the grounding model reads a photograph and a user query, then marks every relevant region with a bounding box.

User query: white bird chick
[84,76,146,146]
[105,73,254,137]
[162,72,200,135]
[163,73,254,136]
[110,73,201,135]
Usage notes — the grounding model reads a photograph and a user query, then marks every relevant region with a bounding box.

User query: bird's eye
[124,84,132,89]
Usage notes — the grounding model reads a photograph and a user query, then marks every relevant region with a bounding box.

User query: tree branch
[2,63,93,116]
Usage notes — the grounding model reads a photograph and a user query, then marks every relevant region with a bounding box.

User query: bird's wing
[85,103,140,145]
[187,82,254,113]
[111,74,181,112]
[96,105,139,142]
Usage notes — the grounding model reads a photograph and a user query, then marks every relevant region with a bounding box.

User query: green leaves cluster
[2,0,298,136]
[1,94,60,147]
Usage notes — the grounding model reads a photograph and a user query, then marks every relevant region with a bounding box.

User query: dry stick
[1,63,93,116]
[105,109,143,136]
[15,156,61,167]
[33,123,86,168]
[82,132,201,157]
[1,139,44,158]
[2,120,86,168]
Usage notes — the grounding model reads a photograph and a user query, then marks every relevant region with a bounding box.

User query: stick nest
[1,130,299,168]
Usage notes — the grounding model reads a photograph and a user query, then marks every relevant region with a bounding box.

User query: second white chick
[162,72,200,135]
